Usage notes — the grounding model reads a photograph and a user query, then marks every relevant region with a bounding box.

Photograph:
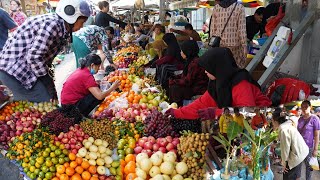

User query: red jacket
[174,80,272,120]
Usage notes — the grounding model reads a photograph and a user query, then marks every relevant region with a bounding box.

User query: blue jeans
[0,71,51,102]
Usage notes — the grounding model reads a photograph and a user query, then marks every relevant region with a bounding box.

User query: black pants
[63,94,102,117]
[283,162,302,180]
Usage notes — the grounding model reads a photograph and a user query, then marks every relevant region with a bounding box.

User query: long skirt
[225,46,246,69]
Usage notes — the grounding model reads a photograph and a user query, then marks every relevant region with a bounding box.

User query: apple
[143,142,153,150]
[166,143,174,151]
[153,144,160,151]
[134,146,143,154]
[172,139,180,147]
[138,139,146,147]
[148,136,156,144]
[158,138,168,147]
[149,166,161,178]
[165,136,173,143]
[159,147,166,153]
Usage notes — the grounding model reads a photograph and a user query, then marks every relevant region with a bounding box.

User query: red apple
[159,147,166,153]
[134,146,143,154]
[138,139,146,147]
[158,138,168,147]
[62,138,68,144]
[153,144,160,151]
[166,143,175,151]
[165,136,173,143]
[148,136,156,144]
[144,142,153,150]
[71,149,78,154]
[172,139,180,147]
[70,138,77,144]
[170,149,177,154]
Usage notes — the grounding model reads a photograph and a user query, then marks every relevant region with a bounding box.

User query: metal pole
[159,0,165,21]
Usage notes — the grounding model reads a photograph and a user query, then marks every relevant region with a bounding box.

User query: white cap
[56,0,91,24]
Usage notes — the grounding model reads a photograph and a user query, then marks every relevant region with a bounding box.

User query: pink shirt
[61,68,98,104]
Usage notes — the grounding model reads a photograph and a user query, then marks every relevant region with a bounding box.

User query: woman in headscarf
[166,48,271,120]
[209,0,247,68]
[154,33,184,90]
[168,40,208,106]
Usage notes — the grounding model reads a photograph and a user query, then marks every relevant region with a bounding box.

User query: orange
[70,161,78,169]
[125,154,135,163]
[81,171,91,180]
[56,172,61,178]
[66,167,75,176]
[88,166,97,174]
[90,176,99,180]
[124,161,136,175]
[64,162,70,168]
[52,177,60,180]
[81,160,90,170]
[120,159,126,167]
[70,173,82,180]
[75,166,84,174]
[60,174,69,180]
[57,165,66,174]
[69,153,76,161]
[75,157,83,165]
[126,173,137,180]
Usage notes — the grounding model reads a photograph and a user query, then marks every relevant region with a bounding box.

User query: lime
[64,157,70,162]
[62,149,69,155]
[21,162,28,168]
[118,154,124,160]
[115,175,122,180]
[29,173,36,179]
[116,166,122,176]
[29,159,36,166]
[38,171,45,178]
[125,148,133,155]
[109,167,116,175]
[49,166,56,172]
[58,157,65,164]
[26,172,31,178]
[42,151,49,158]
[23,168,28,173]
[49,152,56,158]
[59,154,65,158]
[55,141,61,147]
[111,161,120,168]
[35,162,41,168]
[34,169,40,175]
[41,166,49,173]
[36,157,44,164]
[45,160,53,167]
[51,157,58,165]
[45,148,51,153]
[45,157,51,161]
[50,145,57,151]
[117,150,125,156]
[45,172,53,179]
[54,149,62,156]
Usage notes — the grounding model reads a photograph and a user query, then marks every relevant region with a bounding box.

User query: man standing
[0,0,91,102]
[170,23,201,42]
[0,8,17,51]
[95,1,126,29]
[246,7,266,41]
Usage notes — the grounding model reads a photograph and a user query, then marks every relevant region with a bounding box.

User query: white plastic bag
[108,93,128,111]
[299,90,306,100]
[100,80,111,92]
[309,157,320,170]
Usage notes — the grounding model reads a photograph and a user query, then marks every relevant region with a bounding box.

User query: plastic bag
[299,90,306,100]
[265,5,285,36]
[309,157,320,170]
[108,92,128,111]
[100,80,111,92]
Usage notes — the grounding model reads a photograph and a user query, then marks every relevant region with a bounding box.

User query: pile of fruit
[130,55,149,68]
[106,70,132,92]
[134,136,180,157]
[177,131,210,180]
[135,151,190,180]
[80,119,117,149]
[113,120,144,140]
[54,125,89,154]
[144,110,178,138]
[41,110,75,135]
[113,46,141,68]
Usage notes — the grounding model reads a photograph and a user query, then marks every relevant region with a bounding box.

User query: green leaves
[243,118,255,139]
[227,121,243,140]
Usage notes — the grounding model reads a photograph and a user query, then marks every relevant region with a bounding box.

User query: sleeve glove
[165,108,175,117]
[197,107,216,120]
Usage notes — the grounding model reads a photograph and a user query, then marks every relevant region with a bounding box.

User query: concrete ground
[271,162,320,180]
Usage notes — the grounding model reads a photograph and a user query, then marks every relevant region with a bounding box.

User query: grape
[143,110,178,138]
[40,110,75,135]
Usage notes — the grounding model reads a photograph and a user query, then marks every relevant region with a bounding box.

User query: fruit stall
[0,44,212,180]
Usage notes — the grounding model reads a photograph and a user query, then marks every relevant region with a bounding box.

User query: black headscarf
[199,48,261,108]
[219,0,237,8]
[162,33,182,61]
[180,40,199,75]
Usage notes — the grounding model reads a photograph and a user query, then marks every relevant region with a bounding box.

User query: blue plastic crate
[257,37,268,46]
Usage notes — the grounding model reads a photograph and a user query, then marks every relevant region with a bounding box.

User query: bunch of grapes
[41,110,75,135]
[144,109,178,138]
[171,118,202,134]
[58,105,83,123]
